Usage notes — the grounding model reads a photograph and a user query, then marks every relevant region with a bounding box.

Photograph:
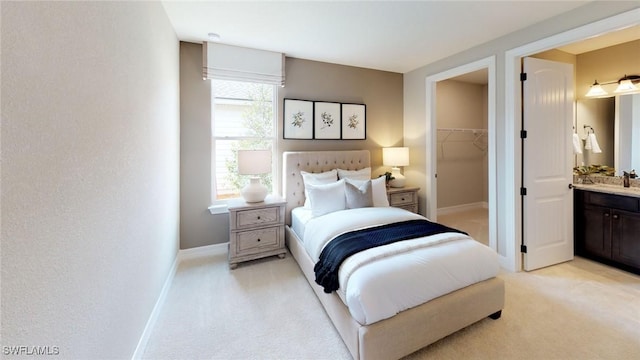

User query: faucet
[623,171,630,188]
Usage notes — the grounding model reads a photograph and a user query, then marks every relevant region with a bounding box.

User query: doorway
[425,56,498,260]
[436,71,490,246]
[504,8,640,271]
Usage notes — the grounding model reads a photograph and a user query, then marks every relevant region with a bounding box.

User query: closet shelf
[437,128,488,154]
[437,127,488,133]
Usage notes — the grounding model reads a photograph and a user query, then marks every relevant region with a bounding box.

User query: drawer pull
[401,198,405,201]
[257,238,261,242]
[257,216,261,220]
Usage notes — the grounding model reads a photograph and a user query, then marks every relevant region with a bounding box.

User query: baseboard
[437,201,488,216]
[131,243,228,359]
[131,253,179,360]
[179,243,228,262]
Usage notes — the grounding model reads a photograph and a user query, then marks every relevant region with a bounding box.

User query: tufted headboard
[282,150,371,225]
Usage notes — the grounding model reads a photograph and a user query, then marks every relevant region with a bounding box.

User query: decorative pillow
[348,176,389,207]
[301,169,338,208]
[337,167,371,181]
[345,179,373,209]
[306,179,346,217]
[371,176,390,207]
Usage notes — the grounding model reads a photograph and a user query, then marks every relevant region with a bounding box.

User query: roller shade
[203,42,285,86]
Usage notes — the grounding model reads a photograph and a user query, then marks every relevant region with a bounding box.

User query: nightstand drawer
[236,207,280,228]
[234,226,281,254]
[389,191,417,206]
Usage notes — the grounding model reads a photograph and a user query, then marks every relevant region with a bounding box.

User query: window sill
[208,204,229,215]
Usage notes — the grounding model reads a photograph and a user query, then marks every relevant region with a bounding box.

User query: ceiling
[161,1,593,74]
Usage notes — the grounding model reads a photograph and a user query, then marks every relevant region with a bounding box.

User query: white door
[522,57,574,271]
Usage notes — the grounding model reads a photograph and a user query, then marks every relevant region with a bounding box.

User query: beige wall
[531,40,640,169]
[576,40,640,101]
[436,80,488,209]
[1,2,180,358]
[180,42,229,249]
[179,46,403,249]
[403,2,639,259]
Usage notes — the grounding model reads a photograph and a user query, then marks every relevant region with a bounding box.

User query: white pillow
[301,169,338,208]
[306,179,346,217]
[337,167,371,181]
[347,176,389,207]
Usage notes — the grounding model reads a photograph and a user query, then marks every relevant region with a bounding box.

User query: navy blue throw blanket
[314,219,467,293]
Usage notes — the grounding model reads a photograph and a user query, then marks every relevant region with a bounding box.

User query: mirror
[576,93,640,175]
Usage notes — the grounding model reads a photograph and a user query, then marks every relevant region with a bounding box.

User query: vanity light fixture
[614,75,640,93]
[585,80,608,97]
[585,74,640,97]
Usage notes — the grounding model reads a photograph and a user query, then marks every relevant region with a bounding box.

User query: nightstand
[387,187,420,214]
[227,195,287,269]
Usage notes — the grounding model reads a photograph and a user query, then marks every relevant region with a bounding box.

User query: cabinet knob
[257,238,261,242]
[401,198,405,201]
[613,214,619,220]
[257,216,261,220]
[604,212,610,217]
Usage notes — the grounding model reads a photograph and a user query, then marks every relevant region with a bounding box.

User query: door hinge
[520,130,527,139]
[520,73,527,81]
[520,187,527,196]
[521,245,528,253]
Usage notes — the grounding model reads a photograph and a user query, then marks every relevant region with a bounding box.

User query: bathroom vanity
[574,184,640,274]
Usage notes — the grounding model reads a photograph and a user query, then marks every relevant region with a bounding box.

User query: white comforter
[303,207,499,325]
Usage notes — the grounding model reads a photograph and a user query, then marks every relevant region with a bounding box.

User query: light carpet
[142,247,640,360]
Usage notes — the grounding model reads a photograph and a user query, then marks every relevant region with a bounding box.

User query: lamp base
[241,177,268,203]
[388,168,406,188]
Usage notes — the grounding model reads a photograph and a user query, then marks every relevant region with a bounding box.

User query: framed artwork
[313,101,341,139]
[341,103,366,139]
[283,99,313,139]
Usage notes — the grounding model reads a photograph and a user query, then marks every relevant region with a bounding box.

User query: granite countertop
[573,183,640,198]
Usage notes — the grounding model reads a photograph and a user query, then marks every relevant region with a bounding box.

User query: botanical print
[314,101,341,139]
[347,113,359,129]
[284,99,313,139]
[320,111,334,129]
[341,103,366,139]
[292,111,306,128]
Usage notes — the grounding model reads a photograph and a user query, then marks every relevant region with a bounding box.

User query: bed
[282,150,504,360]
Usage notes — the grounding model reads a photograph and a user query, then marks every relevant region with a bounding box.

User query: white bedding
[300,207,499,325]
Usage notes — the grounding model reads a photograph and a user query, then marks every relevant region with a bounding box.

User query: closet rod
[437,127,488,133]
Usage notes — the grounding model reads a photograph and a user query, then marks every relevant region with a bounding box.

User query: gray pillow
[345,179,373,209]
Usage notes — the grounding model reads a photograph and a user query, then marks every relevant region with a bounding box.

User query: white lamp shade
[238,150,272,175]
[614,79,638,93]
[383,147,409,188]
[383,147,410,167]
[585,83,608,97]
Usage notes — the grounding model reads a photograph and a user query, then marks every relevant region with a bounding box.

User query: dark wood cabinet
[574,189,640,274]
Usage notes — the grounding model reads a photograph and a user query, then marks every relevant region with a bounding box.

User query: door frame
[425,56,498,256]
[504,8,640,272]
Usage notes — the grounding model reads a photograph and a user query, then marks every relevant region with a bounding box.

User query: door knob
[568,184,573,189]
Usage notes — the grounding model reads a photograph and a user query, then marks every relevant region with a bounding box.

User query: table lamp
[383,147,409,188]
[237,149,272,202]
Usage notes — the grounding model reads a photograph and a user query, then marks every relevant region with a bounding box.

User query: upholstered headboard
[282,150,371,225]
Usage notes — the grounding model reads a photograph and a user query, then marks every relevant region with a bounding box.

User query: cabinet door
[612,210,640,268]
[583,206,612,259]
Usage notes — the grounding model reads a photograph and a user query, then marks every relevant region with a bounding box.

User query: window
[211,79,276,201]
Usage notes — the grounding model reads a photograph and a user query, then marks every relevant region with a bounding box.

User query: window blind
[203,42,285,86]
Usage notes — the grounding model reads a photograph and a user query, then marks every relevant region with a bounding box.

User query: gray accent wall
[179,43,403,249]
[1,2,180,358]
